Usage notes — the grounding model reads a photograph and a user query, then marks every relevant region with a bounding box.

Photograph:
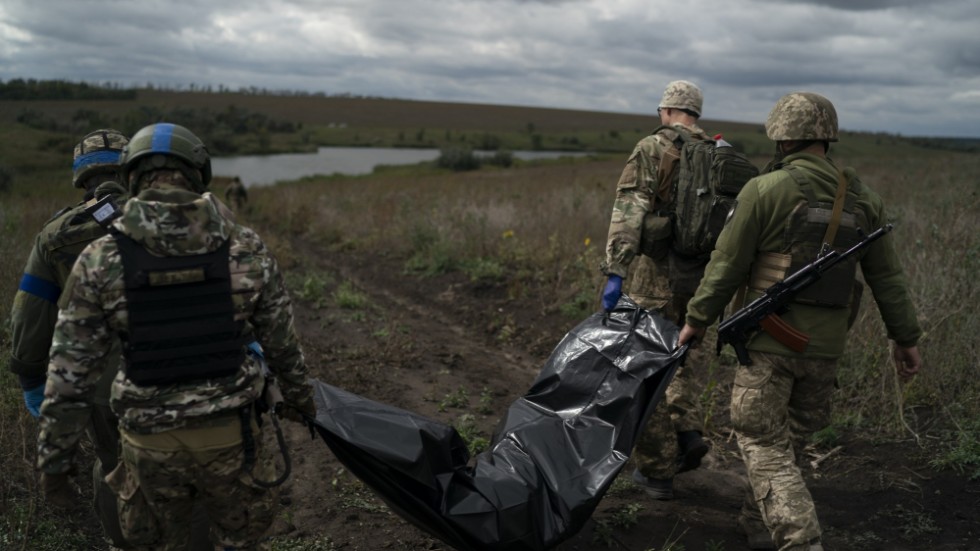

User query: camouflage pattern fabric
[604,123,710,482]
[73,128,128,188]
[38,186,312,476]
[731,351,836,549]
[107,414,278,550]
[658,80,703,117]
[601,122,709,278]
[628,256,705,478]
[38,182,309,549]
[765,92,839,142]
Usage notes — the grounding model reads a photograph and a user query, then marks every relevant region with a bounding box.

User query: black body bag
[308,297,687,550]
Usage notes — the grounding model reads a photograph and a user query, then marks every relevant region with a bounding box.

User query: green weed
[268,535,339,550]
[462,257,505,282]
[333,281,369,310]
[928,416,980,480]
[454,413,490,456]
[0,503,91,550]
[294,273,331,306]
[592,502,644,547]
[439,387,469,412]
[477,387,494,415]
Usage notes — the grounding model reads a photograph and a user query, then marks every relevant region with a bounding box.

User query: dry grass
[244,151,980,442]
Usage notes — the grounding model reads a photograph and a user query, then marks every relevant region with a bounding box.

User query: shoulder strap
[651,126,685,203]
[822,170,850,248]
[781,164,850,249]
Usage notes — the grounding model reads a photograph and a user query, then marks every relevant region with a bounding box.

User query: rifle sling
[823,170,849,248]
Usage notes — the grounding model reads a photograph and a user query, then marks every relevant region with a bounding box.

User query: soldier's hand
[23,384,45,418]
[892,344,921,381]
[678,324,705,349]
[282,395,315,424]
[41,471,75,509]
[601,275,623,312]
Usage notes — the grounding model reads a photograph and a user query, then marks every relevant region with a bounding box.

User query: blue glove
[601,275,623,312]
[246,341,265,359]
[24,384,45,418]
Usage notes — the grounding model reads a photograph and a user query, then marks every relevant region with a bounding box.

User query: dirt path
[272,239,980,551]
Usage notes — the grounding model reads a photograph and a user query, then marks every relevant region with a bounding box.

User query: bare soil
[264,238,980,551]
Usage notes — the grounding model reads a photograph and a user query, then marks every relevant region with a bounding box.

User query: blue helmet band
[72,150,122,172]
[150,123,176,152]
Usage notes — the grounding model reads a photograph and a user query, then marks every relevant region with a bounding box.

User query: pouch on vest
[638,213,672,260]
[113,232,246,387]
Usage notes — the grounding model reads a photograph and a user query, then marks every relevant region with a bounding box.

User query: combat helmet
[120,123,212,193]
[765,92,839,142]
[72,128,129,188]
[659,80,703,117]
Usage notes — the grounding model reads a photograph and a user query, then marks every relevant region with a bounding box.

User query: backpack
[654,126,759,258]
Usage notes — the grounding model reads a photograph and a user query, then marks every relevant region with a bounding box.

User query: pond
[211,147,590,187]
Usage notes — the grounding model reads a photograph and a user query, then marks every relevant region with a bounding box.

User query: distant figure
[225,176,248,211]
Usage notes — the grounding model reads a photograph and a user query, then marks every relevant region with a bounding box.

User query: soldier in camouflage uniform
[679,93,922,551]
[37,123,315,551]
[8,128,141,547]
[225,176,248,211]
[600,80,712,500]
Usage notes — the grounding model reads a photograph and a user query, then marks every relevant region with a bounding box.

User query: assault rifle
[716,224,893,365]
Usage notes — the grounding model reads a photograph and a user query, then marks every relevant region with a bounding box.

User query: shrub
[435,147,480,171]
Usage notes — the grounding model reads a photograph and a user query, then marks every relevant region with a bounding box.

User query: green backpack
[655,126,759,258]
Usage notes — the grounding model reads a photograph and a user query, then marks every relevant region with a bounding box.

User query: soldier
[678,93,922,551]
[8,128,140,547]
[225,176,248,211]
[37,122,315,551]
[600,80,712,499]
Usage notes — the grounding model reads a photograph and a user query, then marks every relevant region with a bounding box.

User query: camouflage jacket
[601,122,708,277]
[686,153,922,358]
[38,187,311,474]
[9,181,127,402]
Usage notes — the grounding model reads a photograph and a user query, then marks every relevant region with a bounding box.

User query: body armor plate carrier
[113,231,246,387]
[780,165,867,308]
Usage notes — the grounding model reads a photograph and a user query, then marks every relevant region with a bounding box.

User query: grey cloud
[1,0,978,137]
[755,0,946,10]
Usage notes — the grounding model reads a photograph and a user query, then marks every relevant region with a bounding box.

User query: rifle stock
[717,224,893,365]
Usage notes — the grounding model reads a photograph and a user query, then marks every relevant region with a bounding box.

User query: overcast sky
[1,0,978,138]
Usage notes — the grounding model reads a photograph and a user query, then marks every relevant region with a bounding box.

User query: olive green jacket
[686,153,921,358]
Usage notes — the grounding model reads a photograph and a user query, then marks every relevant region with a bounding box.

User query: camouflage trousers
[627,254,705,479]
[108,411,279,551]
[733,351,836,550]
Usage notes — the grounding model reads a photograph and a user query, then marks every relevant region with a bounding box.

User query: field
[0,86,978,550]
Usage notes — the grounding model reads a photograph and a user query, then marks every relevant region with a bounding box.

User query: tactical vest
[113,231,247,387]
[751,165,869,308]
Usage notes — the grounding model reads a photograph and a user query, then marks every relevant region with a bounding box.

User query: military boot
[736,515,776,550]
[676,430,709,473]
[631,469,673,500]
